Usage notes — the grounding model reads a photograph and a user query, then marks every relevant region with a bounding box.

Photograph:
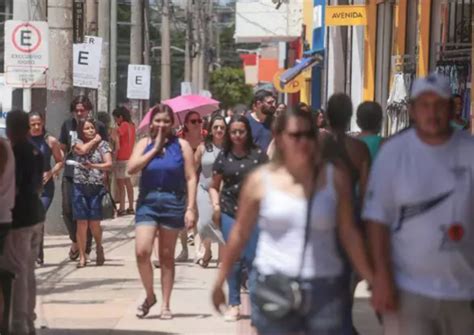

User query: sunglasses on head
[286,130,316,140]
[189,119,202,125]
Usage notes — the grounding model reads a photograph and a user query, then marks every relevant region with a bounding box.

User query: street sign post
[73,36,103,89]
[4,20,49,88]
[127,65,151,100]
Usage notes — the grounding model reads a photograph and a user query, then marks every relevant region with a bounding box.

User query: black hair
[452,94,463,100]
[204,115,227,152]
[327,93,353,130]
[6,110,30,138]
[77,118,97,142]
[315,110,327,128]
[356,101,383,133]
[70,95,93,113]
[252,90,274,107]
[112,106,132,123]
[183,111,200,133]
[297,102,311,113]
[223,114,256,155]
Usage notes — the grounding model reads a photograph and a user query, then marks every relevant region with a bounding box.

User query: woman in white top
[212,107,373,334]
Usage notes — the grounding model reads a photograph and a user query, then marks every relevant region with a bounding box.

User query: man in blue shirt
[246,90,276,153]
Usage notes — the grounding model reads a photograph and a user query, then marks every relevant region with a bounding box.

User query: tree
[210,67,253,109]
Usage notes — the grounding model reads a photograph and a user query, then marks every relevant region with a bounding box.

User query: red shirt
[116,122,136,161]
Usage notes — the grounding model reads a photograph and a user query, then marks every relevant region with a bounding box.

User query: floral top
[73,140,112,185]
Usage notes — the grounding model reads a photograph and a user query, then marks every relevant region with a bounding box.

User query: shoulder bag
[253,174,317,320]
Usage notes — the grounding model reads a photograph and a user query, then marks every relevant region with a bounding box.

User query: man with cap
[363,73,474,335]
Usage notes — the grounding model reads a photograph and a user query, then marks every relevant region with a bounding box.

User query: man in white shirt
[363,74,474,335]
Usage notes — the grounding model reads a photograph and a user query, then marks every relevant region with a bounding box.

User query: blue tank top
[31,134,52,172]
[140,136,186,193]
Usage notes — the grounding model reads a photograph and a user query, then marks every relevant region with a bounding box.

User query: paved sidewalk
[35,216,382,334]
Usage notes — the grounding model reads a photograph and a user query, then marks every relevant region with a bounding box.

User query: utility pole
[161,0,171,100]
[98,0,110,114]
[198,0,206,91]
[110,0,117,113]
[143,0,151,111]
[184,0,192,83]
[130,0,143,123]
[85,0,98,35]
[191,0,201,93]
[12,0,47,113]
[47,0,73,234]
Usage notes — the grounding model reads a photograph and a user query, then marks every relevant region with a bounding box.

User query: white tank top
[0,139,15,224]
[254,164,344,279]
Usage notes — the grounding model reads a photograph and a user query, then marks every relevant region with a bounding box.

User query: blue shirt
[140,136,186,193]
[247,114,273,152]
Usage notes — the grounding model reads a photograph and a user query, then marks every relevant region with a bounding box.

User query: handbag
[101,190,116,220]
[253,174,317,320]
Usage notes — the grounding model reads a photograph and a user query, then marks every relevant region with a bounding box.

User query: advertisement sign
[325,5,368,26]
[127,64,151,100]
[73,36,102,89]
[4,20,49,88]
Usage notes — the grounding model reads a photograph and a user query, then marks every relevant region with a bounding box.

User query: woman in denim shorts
[72,118,112,268]
[212,107,374,334]
[127,104,197,320]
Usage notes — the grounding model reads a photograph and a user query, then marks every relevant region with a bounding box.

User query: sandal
[153,260,160,268]
[69,247,79,261]
[197,253,212,268]
[117,209,127,217]
[126,208,135,215]
[160,308,173,320]
[136,294,157,319]
[76,260,87,269]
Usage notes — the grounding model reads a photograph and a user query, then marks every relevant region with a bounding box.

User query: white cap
[411,73,451,100]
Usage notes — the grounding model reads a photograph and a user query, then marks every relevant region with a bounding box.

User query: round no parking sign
[11,22,42,53]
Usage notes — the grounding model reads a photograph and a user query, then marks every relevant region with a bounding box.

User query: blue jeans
[221,213,259,306]
[249,270,351,335]
[38,180,54,262]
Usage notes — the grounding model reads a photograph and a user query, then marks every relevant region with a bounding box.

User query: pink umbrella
[138,95,220,131]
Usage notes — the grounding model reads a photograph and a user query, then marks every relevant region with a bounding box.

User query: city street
[36,216,382,335]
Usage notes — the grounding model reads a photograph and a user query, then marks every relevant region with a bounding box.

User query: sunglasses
[230,129,247,136]
[189,119,203,125]
[285,130,316,140]
[213,125,226,130]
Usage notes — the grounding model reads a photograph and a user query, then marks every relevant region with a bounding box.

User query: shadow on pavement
[145,313,213,320]
[37,278,136,295]
[38,329,178,335]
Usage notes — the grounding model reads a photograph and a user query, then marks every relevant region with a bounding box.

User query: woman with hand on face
[209,115,268,321]
[128,104,197,320]
[29,112,64,265]
[212,107,373,334]
[194,115,227,268]
[72,118,112,268]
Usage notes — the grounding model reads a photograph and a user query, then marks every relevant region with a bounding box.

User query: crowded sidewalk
[35,214,381,335]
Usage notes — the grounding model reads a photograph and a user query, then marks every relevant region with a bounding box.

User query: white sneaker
[224,305,240,322]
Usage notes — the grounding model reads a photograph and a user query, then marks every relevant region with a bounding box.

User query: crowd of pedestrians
[0,72,472,334]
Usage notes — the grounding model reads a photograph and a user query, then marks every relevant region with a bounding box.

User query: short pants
[72,184,105,221]
[135,189,186,230]
[114,160,129,179]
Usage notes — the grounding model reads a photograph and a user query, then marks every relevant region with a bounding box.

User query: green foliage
[210,67,253,109]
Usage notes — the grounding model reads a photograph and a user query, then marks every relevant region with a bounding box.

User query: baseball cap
[411,73,451,100]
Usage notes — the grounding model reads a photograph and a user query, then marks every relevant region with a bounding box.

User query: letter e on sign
[12,23,42,53]
[78,51,89,65]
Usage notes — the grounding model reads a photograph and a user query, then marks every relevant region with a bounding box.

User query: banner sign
[127,64,151,100]
[73,35,102,89]
[4,20,49,88]
[325,5,368,26]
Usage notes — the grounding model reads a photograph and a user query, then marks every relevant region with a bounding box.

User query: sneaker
[175,249,188,262]
[224,305,240,322]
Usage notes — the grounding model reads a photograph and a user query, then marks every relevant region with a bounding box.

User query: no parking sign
[4,20,49,88]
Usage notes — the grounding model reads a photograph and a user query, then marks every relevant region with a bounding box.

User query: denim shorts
[249,270,350,335]
[135,189,186,230]
[72,184,105,221]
